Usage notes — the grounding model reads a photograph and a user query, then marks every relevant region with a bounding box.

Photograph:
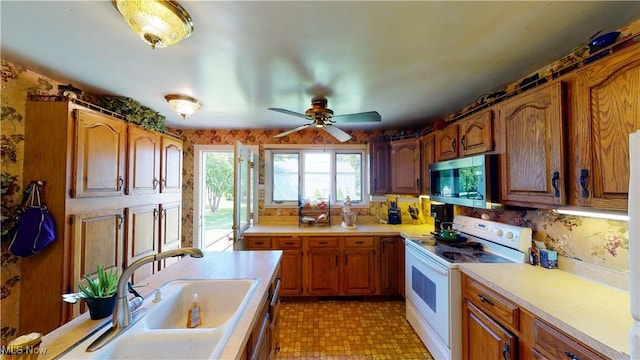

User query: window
[265,145,367,206]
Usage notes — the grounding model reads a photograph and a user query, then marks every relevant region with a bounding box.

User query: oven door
[405,241,450,346]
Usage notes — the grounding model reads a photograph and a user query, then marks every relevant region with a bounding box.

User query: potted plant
[78,265,119,320]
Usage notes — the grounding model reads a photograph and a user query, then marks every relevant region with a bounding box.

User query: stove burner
[435,242,513,264]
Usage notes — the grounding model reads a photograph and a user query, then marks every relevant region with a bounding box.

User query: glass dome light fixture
[165,94,203,119]
[113,0,194,49]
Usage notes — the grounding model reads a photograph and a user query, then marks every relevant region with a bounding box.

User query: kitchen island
[37,250,282,360]
[459,263,633,359]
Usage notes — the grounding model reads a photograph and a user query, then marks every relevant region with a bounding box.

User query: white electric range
[405,215,532,360]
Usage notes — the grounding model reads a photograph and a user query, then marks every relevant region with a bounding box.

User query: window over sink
[264,144,367,207]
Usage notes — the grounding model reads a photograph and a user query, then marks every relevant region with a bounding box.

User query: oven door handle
[408,246,448,276]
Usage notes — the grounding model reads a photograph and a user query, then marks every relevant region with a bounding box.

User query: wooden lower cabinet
[379,236,400,295]
[245,235,404,297]
[125,204,159,284]
[307,248,341,295]
[463,300,517,360]
[462,274,607,360]
[244,270,281,359]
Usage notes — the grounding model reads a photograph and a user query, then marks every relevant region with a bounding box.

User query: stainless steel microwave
[429,154,498,208]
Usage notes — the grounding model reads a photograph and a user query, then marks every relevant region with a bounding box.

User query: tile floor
[278,299,433,359]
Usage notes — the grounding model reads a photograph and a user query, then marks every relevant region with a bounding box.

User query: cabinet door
[125,204,159,284]
[571,45,640,210]
[421,133,435,194]
[159,202,182,270]
[307,249,340,295]
[73,109,126,197]
[398,238,405,297]
[463,300,517,360]
[391,138,421,195]
[160,135,183,193]
[498,81,565,207]
[370,139,391,195]
[343,249,376,295]
[280,250,303,296]
[72,209,124,317]
[127,125,160,195]
[459,109,493,157]
[435,126,459,161]
[380,237,399,295]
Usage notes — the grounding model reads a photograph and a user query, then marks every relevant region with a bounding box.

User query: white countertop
[38,251,282,360]
[459,263,633,359]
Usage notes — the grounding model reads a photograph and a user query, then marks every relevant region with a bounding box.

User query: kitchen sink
[60,278,258,359]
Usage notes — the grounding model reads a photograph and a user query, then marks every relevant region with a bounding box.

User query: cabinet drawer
[275,237,302,249]
[463,276,519,330]
[344,236,375,248]
[533,318,606,360]
[308,237,338,248]
[246,237,272,249]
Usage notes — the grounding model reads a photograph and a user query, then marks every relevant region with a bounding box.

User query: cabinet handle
[551,171,560,198]
[461,135,466,150]
[579,169,589,198]
[416,178,420,188]
[153,208,158,219]
[451,138,457,152]
[117,214,123,229]
[162,178,167,189]
[117,176,124,191]
[319,241,328,245]
[255,241,264,245]
[161,208,167,219]
[374,178,378,189]
[285,241,294,245]
[502,342,509,360]
[479,294,494,306]
[564,350,580,360]
[336,255,339,266]
[153,177,159,190]
[355,241,364,245]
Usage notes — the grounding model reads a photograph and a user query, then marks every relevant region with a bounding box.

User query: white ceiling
[2,1,639,132]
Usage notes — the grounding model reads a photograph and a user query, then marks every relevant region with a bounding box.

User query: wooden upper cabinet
[72,109,126,197]
[391,137,421,195]
[570,45,640,211]
[370,139,391,195]
[127,125,160,195]
[421,133,436,194]
[160,135,183,193]
[435,125,459,161]
[497,81,565,208]
[459,110,493,157]
[435,108,494,162]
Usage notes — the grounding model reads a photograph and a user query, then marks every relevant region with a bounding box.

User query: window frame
[264,144,369,208]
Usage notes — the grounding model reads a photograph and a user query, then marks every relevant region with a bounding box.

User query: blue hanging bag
[9,181,56,256]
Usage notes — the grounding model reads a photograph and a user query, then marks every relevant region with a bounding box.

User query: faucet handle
[127,282,144,299]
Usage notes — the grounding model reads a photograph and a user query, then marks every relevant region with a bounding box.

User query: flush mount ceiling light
[113,0,194,49]
[165,94,203,119]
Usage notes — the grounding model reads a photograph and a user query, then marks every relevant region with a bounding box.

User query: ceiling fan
[269,96,381,142]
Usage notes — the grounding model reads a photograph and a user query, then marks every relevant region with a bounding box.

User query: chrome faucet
[87,247,204,352]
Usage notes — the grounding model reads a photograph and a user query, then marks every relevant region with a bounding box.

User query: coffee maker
[431,203,453,232]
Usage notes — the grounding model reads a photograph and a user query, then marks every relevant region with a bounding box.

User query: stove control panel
[452,215,532,253]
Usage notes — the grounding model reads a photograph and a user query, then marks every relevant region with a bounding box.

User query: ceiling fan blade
[273,124,311,138]
[268,108,312,120]
[323,124,352,142]
[333,111,381,123]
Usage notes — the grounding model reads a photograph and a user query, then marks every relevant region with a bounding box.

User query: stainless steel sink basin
[60,278,258,359]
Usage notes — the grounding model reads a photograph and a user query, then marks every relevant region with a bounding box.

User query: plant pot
[83,295,116,320]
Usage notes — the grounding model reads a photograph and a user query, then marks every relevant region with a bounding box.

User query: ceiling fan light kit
[165,94,202,119]
[113,0,194,49]
[269,96,381,142]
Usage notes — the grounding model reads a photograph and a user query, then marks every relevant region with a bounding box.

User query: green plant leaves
[78,265,119,298]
